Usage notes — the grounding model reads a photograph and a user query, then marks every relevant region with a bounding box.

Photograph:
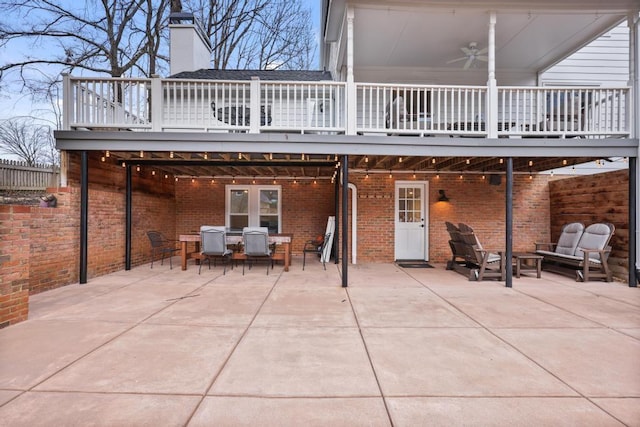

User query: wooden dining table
[179,233,293,272]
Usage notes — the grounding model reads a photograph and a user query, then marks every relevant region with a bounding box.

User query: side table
[512,252,543,278]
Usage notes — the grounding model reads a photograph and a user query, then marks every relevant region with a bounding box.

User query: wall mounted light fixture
[438,189,450,202]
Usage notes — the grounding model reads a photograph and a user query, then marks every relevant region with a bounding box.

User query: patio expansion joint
[344,287,396,427]
[390,273,630,422]
[182,269,284,426]
[512,287,634,331]
[10,276,231,403]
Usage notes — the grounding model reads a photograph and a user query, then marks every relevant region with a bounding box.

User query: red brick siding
[0,205,31,327]
[28,188,78,294]
[344,173,550,263]
[175,179,335,254]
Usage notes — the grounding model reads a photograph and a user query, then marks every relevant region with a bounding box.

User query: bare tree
[0,0,317,120]
[0,117,56,166]
[0,0,170,85]
[185,0,316,70]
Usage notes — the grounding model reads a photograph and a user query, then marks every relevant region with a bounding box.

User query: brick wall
[549,169,630,280]
[0,205,30,327]
[65,152,178,273]
[28,188,78,294]
[345,173,551,263]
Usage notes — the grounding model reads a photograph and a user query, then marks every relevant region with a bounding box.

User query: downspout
[348,183,357,264]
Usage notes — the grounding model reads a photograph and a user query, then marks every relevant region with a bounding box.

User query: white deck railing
[62,74,631,138]
[357,83,487,136]
[498,86,630,138]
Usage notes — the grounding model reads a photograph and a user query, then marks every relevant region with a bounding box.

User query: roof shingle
[170,69,334,81]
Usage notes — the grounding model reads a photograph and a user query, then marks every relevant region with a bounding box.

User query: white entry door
[395,181,428,260]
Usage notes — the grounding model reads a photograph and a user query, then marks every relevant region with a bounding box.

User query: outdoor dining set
[147,227,294,275]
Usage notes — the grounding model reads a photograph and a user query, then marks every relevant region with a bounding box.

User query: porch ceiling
[103,150,603,179]
[327,1,632,81]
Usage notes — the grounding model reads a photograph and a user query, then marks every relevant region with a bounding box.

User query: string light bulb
[105,150,110,158]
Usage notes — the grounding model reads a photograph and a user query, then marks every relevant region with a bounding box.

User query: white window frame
[225,185,281,233]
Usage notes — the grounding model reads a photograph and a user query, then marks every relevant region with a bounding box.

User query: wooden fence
[0,159,60,191]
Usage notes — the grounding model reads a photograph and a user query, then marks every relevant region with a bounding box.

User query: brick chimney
[169,12,212,75]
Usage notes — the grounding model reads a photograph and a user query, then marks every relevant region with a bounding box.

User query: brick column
[0,205,30,327]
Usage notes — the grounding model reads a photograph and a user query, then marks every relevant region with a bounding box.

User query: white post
[486,11,498,138]
[62,73,71,130]
[150,75,163,132]
[59,151,68,187]
[346,7,357,136]
[250,77,261,134]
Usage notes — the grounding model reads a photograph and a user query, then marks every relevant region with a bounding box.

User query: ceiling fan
[447,42,488,69]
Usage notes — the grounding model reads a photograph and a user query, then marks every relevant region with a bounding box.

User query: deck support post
[342,155,349,287]
[505,157,513,288]
[125,164,132,271]
[79,151,88,284]
[630,156,638,287]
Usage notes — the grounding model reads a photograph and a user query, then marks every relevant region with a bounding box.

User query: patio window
[226,185,281,234]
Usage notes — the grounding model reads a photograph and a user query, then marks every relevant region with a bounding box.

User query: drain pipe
[348,183,357,264]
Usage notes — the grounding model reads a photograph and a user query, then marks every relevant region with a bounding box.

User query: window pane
[230,215,248,231]
[230,190,248,214]
[260,190,279,214]
[260,215,278,234]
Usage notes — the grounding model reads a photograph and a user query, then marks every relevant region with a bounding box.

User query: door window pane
[398,186,422,223]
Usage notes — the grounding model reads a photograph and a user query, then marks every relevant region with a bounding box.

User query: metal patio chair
[146,230,180,269]
[242,227,273,275]
[199,226,233,275]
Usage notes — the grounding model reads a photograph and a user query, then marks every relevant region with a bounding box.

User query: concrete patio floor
[1,257,639,426]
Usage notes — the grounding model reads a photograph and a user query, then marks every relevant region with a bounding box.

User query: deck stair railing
[62,74,630,138]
